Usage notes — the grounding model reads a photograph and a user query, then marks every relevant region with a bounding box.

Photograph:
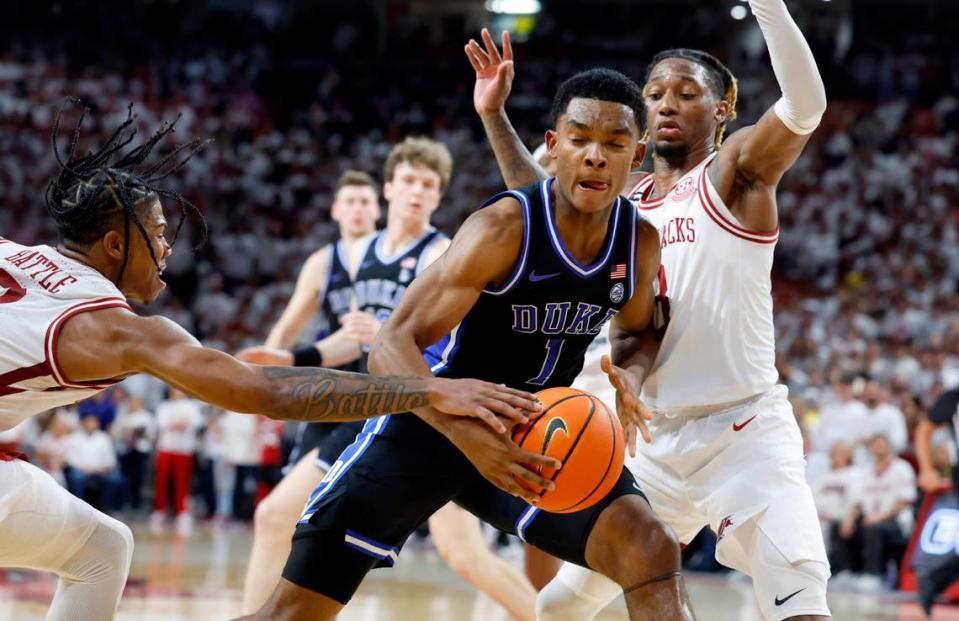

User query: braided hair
[644,49,738,148]
[45,98,209,283]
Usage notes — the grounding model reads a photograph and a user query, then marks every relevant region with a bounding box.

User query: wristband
[292,346,323,367]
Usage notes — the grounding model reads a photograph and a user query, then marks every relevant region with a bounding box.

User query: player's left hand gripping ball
[600,355,653,457]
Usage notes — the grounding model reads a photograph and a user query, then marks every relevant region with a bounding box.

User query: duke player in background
[245,68,699,621]
[241,138,545,620]
[0,101,541,621]
[237,170,380,614]
[469,0,831,617]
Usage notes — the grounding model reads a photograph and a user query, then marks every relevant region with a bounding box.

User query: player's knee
[434,536,481,581]
[64,514,134,585]
[588,497,680,587]
[253,496,295,540]
[101,516,135,575]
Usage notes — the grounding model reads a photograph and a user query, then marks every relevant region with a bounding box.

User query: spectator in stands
[77,390,118,431]
[811,375,869,455]
[35,410,75,486]
[65,415,123,512]
[855,380,908,464]
[111,395,156,513]
[839,433,917,590]
[151,389,205,536]
[813,441,861,574]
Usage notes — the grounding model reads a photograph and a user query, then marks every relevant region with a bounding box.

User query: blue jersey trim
[514,505,540,543]
[540,178,622,278]
[298,414,391,523]
[373,227,438,265]
[481,190,532,296]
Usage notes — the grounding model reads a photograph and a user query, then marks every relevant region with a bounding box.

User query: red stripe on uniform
[0,361,53,389]
[698,166,779,242]
[43,298,130,388]
[697,168,778,245]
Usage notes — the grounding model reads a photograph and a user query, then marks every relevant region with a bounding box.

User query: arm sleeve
[748,0,827,135]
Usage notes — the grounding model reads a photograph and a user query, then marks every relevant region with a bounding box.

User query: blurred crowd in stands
[1,0,957,593]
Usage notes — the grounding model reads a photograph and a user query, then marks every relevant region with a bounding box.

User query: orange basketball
[511,387,624,513]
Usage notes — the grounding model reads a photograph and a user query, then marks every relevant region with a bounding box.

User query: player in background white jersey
[466,0,829,616]
[0,100,547,621]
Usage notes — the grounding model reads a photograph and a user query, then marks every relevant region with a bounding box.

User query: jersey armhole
[481,191,532,296]
[44,297,132,389]
[699,161,780,245]
[415,232,450,276]
[317,242,337,306]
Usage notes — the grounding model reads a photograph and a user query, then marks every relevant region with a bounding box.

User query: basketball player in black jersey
[238,170,380,614]
[241,141,542,619]
[243,69,696,621]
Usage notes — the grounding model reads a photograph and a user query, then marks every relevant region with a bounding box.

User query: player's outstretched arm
[602,220,661,456]
[264,246,329,349]
[713,0,826,229]
[367,199,562,503]
[55,308,538,425]
[465,29,547,189]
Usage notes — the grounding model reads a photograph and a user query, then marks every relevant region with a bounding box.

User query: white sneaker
[149,511,165,536]
[175,512,194,537]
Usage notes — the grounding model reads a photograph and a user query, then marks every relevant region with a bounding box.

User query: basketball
[512,387,624,514]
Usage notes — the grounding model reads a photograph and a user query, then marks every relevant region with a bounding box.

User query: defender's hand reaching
[601,355,653,457]
[427,377,542,434]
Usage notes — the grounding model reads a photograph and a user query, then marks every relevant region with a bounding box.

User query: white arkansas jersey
[629,154,779,411]
[0,238,130,431]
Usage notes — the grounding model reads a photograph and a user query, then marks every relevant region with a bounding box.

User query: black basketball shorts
[281,413,646,604]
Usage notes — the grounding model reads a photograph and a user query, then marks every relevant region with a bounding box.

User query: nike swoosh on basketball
[529,271,560,282]
[732,415,758,432]
[774,588,805,606]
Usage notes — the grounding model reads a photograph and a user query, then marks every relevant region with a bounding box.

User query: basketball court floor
[0,521,951,620]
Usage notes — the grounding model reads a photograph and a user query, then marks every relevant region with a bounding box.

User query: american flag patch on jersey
[610,263,626,279]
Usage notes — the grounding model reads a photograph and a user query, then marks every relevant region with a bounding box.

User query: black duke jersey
[316,239,364,345]
[424,179,641,392]
[349,228,446,325]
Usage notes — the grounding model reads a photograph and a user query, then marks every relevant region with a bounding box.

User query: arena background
[1,1,958,619]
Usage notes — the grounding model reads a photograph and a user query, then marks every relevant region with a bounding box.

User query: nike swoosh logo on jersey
[529,271,560,282]
[732,415,758,432]
[774,588,805,606]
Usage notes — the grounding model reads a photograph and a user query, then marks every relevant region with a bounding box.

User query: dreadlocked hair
[45,98,210,284]
[644,48,738,148]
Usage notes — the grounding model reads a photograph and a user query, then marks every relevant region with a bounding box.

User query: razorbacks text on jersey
[425,178,642,393]
[628,154,779,411]
[0,239,129,431]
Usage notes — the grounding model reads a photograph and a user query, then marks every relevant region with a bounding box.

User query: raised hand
[237,345,294,366]
[465,28,515,117]
[427,377,542,434]
[444,416,560,505]
[601,355,653,457]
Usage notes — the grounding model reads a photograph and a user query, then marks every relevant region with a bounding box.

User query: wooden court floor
[0,521,954,620]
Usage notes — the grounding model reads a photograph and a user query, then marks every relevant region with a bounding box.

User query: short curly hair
[383,137,453,193]
[550,68,646,134]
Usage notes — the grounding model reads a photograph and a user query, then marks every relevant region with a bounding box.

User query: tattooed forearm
[263,366,432,422]
[480,109,548,189]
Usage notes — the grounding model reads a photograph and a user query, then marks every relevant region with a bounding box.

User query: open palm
[465,28,515,116]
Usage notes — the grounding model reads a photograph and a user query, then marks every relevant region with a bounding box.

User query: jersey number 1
[528,339,564,386]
